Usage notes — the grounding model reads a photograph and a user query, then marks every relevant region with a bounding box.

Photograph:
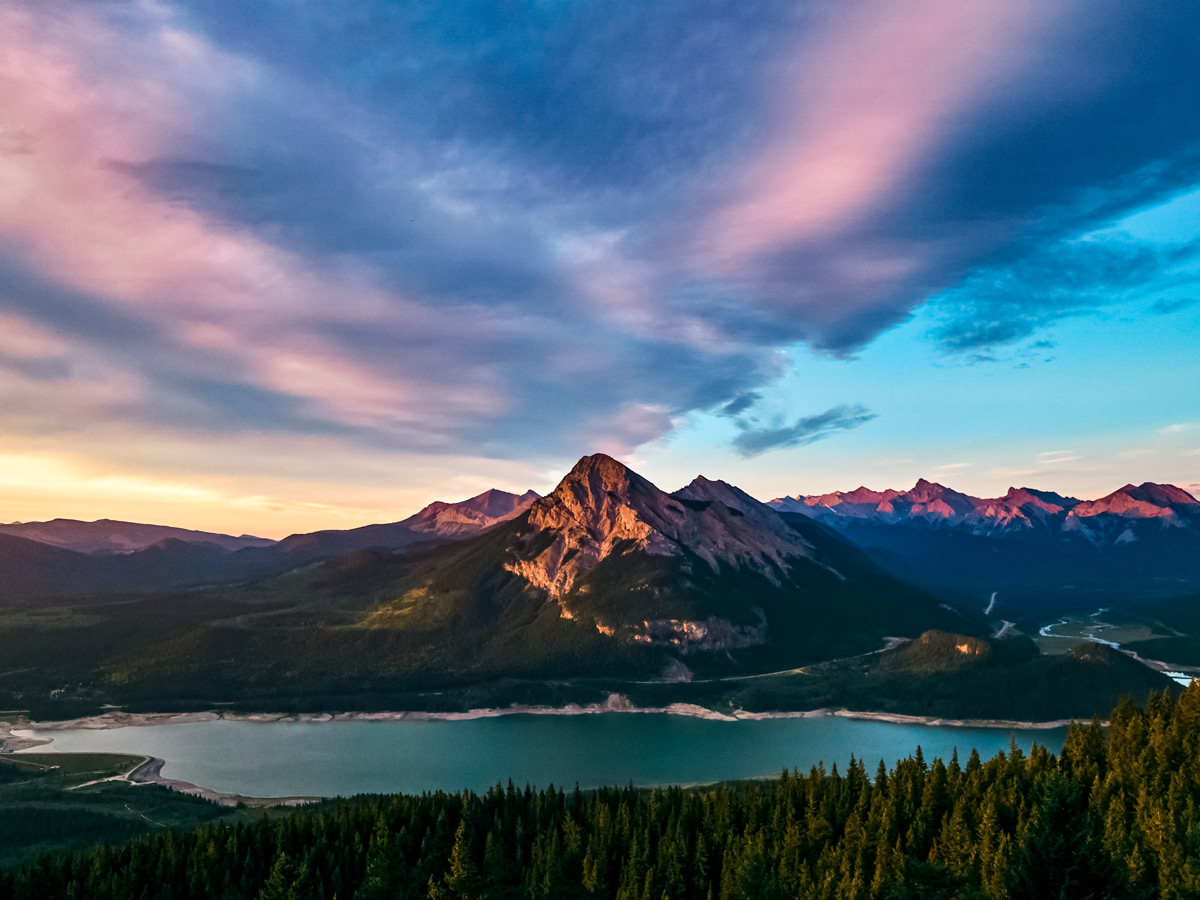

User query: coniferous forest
[6,688,1200,900]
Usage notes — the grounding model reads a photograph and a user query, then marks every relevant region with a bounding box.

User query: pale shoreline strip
[2,699,1083,743]
[126,756,318,808]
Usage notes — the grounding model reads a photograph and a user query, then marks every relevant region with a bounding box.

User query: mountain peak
[533,453,665,531]
[1127,482,1198,507]
[546,453,659,511]
[908,478,958,497]
[564,452,629,479]
[1072,481,1198,521]
[675,475,761,513]
[903,479,978,518]
[512,454,815,599]
[406,488,540,536]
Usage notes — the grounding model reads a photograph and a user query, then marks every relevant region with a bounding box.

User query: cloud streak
[696,0,1060,267]
[733,404,877,458]
[928,235,1200,351]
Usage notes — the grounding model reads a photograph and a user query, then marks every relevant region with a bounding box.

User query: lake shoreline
[127,755,319,808]
[2,696,1083,748]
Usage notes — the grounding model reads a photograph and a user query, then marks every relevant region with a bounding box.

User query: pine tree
[257,851,297,900]
[430,820,481,900]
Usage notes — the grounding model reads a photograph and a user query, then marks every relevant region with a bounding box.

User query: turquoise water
[21,714,1068,798]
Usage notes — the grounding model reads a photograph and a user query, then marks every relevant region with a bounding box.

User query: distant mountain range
[770,479,1199,539]
[0,488,539,600]
[0,519,274,554]
[769,480,1200,608]
[17,453,962,711]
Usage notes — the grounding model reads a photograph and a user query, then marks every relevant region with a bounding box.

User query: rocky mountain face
[506,455,815,601]
[350,453,964,675]
[772,480,1200,606]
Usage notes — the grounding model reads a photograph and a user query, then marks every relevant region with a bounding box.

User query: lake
[17,713,1069,798]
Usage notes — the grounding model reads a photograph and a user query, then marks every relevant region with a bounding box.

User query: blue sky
[0,0,1197,535]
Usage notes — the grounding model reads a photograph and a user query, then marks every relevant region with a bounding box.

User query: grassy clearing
[4,752,140,778]
[0,752,292,867]
[1032,613,1171,656]
[0,608,105,631]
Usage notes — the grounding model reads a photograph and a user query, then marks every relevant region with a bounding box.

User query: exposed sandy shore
[0,725,53,752]
[126,756,318,808]
[2,695,1082,742]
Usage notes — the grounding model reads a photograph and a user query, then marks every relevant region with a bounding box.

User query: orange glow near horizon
[0,450,552,540]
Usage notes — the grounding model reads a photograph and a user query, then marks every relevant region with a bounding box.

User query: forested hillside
[7,687,1200,899]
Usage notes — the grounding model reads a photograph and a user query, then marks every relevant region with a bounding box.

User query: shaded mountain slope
[0,534,258,601]
[0,533,106,598]
[271,488,538,559]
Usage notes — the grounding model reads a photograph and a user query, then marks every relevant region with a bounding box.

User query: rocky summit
[505,454,815,600]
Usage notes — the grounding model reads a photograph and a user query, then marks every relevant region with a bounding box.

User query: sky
[1,0,1198,538]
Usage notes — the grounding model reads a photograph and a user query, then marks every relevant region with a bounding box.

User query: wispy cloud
[929,237,1200,352]
[1151,296,1198,315]
[695,0,1060,269]
[1037,451,1082,465]
[732,404,876,458]
[718,392,762,418]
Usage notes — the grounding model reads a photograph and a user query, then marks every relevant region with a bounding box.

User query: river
[16,713,1068,798]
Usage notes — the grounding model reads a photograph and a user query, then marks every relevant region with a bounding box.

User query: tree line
[5,686,1200,899]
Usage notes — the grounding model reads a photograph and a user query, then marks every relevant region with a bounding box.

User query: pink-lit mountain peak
[410,488,539,526]
[1122,482,1198,507]
[406,488,540,536]
[903,479,977,515]
[1072,482,1199,520]
[1002,486,1079,511]
[844,486,902,504]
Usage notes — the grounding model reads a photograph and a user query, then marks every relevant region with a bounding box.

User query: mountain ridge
[273,487,539,559]
[0,489,541,602]
[771,479,1197,537]
[0,518,275,554]
[770,478,1200,608]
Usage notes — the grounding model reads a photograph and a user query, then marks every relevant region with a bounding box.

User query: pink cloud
[0,311,69,361]
[0,6,512,435]
[694,0,1071,274]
